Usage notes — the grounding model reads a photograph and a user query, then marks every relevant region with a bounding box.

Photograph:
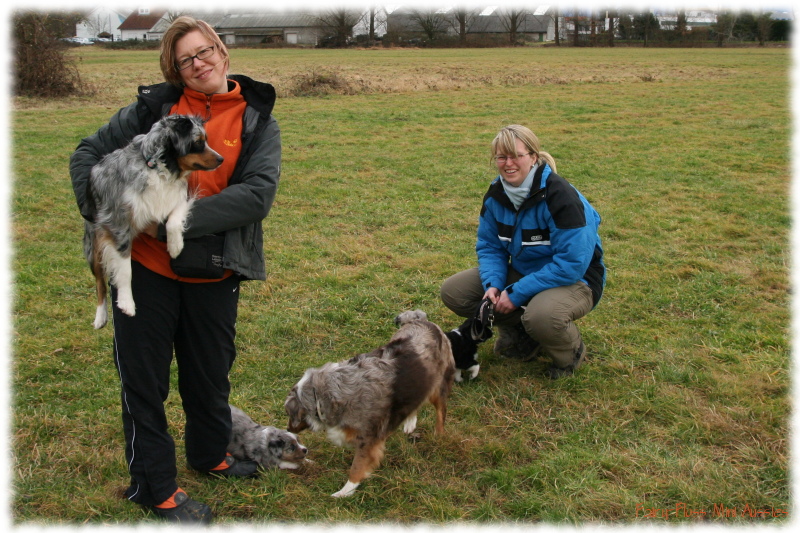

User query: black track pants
[111,261,240,506]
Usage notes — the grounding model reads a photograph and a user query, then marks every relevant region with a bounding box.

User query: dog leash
[470,297,495,341]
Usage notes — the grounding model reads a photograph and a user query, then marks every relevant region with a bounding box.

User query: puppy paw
[93,304,108,329]
[468,365,480,380]
[278,461,300,470]
[116,297,136,317]
[331,480,359,498]
[166,238,184,259]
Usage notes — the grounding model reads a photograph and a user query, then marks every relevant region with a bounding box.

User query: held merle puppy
[82,115,222,328]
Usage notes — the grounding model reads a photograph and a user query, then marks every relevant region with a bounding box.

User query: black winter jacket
[69,75,281,280]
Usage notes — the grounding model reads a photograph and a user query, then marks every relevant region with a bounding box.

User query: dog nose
[301,446,308,456]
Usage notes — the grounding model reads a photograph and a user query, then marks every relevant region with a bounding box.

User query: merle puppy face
[266,430,308,464]
[165,115,224,171]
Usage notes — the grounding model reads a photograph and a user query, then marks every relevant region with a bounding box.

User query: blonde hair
[160,16,230,87]
[491,125,557,173]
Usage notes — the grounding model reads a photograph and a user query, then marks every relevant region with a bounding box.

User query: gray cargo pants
[440,267,594,367]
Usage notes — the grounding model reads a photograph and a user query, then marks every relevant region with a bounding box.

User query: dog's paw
[93,304,108,329]
[166,238,184,259]
[278,461,300,470]
[116,297,136,317]
[402,414,418,434]
[468,364,480,380]
[331,480,360,498]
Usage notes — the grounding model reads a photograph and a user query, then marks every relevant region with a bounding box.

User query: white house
[118,7,168,41]
[76,6,129,41]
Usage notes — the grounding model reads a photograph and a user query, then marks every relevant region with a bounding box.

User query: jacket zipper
[204,94,212,121]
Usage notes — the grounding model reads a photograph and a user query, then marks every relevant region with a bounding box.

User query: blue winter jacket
[476,163,605,308]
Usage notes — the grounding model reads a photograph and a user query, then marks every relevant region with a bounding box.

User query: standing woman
[441,125,604,378]
[70,17,281,523]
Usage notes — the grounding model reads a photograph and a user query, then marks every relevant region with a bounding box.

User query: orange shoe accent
[155,488,186,509]
[210,453,233,471]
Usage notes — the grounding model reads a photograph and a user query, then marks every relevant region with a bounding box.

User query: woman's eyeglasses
[176,46,216,71]
[494,152,532,164]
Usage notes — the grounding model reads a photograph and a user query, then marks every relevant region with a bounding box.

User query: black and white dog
[445,299,494,381]
[228,405,309,470]
[445,317,493,382]
[82,115,223,328]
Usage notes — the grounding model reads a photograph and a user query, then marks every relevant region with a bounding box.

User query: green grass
[10,46,790,525]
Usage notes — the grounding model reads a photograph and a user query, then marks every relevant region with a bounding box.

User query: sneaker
[545,341,587,379]
[149,489,212,524]
[206,454,259,478]
[494,322,540,361]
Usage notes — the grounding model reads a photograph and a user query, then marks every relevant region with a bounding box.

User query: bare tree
[714,11,737,47]
[573,7,580,46]
[499,7,527,45]
[409,9,448,41]
[450,6,477,46]
[606,9,616,47]
[756,11,774,46]
[552,7,560,45]
[676,9,687,44]
[317,8,364,47]
[368,5,377,42]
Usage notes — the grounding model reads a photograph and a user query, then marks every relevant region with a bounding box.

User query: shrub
[290,69,354,97]
[13,11,89,98]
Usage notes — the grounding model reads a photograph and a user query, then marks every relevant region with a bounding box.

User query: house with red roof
[118,8,168,41]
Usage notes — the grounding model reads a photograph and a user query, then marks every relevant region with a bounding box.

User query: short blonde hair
[491,125,557,173]
[160,16,230,87]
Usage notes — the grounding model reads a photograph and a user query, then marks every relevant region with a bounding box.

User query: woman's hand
[483,287,518,314]
[483,287,500,304]
[495,290,518,315]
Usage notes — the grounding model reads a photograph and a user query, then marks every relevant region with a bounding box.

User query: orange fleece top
[132,80,246,282]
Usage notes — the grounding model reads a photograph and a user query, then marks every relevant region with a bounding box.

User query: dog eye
[191,140,204,152]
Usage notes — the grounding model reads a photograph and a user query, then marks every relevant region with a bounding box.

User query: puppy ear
[140,119,167,163]
[268,438,285,449]
[167,116,195,155]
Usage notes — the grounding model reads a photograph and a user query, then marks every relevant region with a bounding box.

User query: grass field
[10,45,791,525]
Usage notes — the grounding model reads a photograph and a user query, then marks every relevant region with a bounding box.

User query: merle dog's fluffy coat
[228,405,308,469]
[83,114,222,328]
[284,310,455,497]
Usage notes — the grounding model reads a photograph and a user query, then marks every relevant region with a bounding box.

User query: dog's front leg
[331,440,386,498]
[165,198,193,259]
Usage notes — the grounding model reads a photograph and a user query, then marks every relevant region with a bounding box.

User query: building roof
[216,12,320,30]
[118,9,167,31]
[149,11,321,35]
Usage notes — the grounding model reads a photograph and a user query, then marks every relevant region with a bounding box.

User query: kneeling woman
[441,125,605,378]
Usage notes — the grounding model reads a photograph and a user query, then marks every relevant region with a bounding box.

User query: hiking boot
[149,490,212,524]
[494,322,540,361]
[545,341,587,379]
[206,454,259,478]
